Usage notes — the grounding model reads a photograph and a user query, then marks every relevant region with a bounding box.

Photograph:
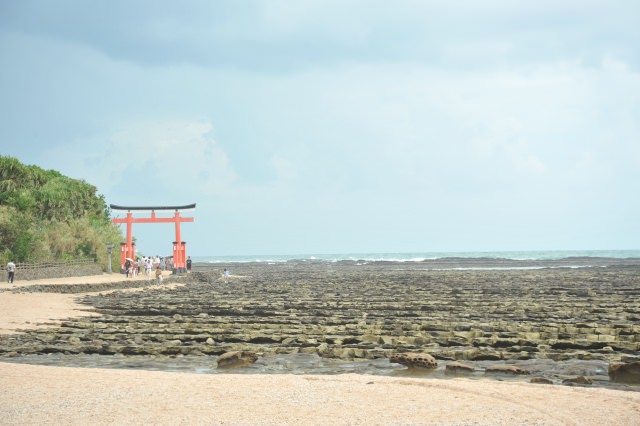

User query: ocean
[191,249,640,264]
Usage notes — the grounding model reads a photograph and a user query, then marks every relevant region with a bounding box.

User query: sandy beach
[1,271,640,425]
[0,272,176,335]
[2,361,639,425]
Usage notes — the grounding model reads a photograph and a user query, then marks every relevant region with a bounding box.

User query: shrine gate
[110,203,196,274]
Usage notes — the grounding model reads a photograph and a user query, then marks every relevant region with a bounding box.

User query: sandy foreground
[1,274,640,425]
[0,272,178,335]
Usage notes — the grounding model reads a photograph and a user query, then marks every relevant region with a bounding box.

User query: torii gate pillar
[110,204,196,274]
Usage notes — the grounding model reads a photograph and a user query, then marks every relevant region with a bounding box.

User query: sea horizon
[190,249,640,264]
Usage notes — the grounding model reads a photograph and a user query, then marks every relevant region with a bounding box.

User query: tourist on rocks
[187,256,192,273]
[6,259,16,284]
[155,266,163,284]
[223,268,229,284]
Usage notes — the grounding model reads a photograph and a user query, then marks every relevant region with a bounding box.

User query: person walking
[223,268,229,284]
[186,256,192,273]
[125,259,132,278]
[145,258,152,280]
[155,266,163,284]
[7,260,16,284]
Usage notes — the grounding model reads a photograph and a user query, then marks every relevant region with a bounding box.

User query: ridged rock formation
[389,352,437,369]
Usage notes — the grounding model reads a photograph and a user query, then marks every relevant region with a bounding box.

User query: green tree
[0,156,123,268]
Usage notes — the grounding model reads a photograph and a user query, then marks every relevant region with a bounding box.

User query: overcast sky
[1,1,638,256]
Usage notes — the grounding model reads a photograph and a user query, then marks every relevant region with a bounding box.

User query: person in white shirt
[7,260,16,283]
[145,258,152,280]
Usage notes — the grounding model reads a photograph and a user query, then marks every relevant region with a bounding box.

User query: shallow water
[3,353,637,392]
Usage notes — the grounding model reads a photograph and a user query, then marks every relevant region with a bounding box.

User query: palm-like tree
[0,156,22,180]
[0,156,124,264]
[0,156,24,195]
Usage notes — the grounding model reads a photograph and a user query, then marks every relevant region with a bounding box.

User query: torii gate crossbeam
[110,204,195,274]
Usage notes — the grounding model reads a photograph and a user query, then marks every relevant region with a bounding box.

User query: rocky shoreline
[1,260,639,390]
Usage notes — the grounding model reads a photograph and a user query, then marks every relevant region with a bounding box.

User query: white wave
[194,250,640,264]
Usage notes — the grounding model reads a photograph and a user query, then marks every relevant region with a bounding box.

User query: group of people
[124,256,166,283]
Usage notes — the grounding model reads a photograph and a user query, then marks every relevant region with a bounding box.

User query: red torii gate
[110,203,195,274]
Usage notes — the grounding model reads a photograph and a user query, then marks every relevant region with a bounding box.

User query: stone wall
[2,263,103,282]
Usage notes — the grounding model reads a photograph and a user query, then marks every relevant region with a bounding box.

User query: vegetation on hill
[0,156,123,270]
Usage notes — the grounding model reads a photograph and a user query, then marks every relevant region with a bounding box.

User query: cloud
[2,1,639,253]
[12,25,640,207]
[39,119,237,203]
[2,1,638,70]
[268,155,297,180]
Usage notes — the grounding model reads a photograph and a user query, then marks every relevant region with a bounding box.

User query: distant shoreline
[189,249,640,265]
[193,255,640,270]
